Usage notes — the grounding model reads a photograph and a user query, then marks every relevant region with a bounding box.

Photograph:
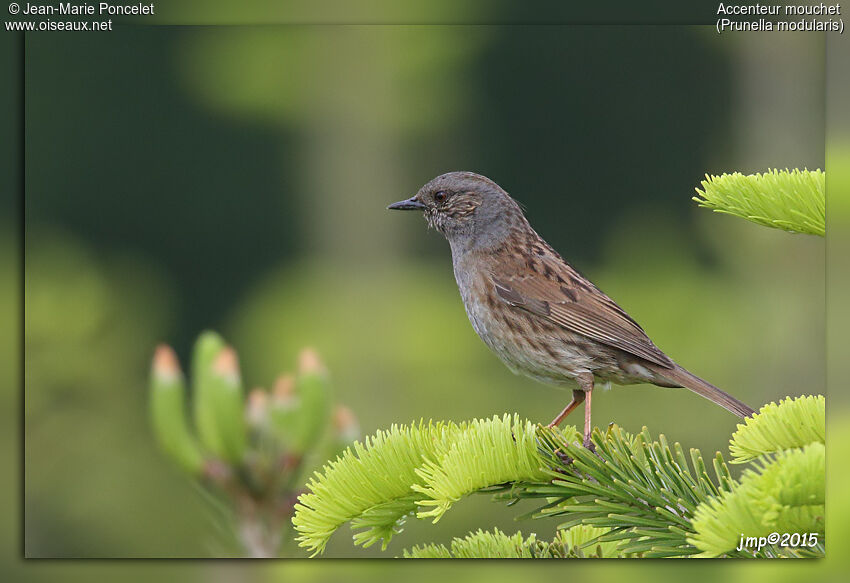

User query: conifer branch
[402,528,540,558]
[291,396,825,558]
[693,168,825,236]
[688,443,825,557]
[292,420,464,554]
[729,395,825,463]
[292,414,575,554]
[402,525,621,559]
[496,425,738,557]
[412,414,569,521]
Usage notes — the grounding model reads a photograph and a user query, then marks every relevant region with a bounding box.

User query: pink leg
[583,387,594,450]
[549,373,596,450]
[547,389,585,427]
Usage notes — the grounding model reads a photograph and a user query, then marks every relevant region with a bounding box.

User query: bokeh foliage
[148,332,355,557]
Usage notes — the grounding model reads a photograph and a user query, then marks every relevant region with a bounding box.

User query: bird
[388,171,755,448]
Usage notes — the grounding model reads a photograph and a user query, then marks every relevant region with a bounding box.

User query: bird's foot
[582,435,596,452]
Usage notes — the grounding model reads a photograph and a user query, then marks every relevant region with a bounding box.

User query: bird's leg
[568,373,595,451]
[546,389,585,428]
[583,387,594,451]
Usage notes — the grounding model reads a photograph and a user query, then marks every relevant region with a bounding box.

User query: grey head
[387,171,528,252]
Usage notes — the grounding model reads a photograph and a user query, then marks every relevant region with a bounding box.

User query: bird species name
[717,3,840,15]
[716,3,843,32]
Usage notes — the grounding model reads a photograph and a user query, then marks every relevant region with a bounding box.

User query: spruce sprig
[292,420,464,554]
[689,443,825,557]
[292,396,825,558]
[402,524,620,558]
[292,414,570,554]
[412,414,566,521]
[729,395,825,463]
[497,425,743,557]
[692,168,825,236]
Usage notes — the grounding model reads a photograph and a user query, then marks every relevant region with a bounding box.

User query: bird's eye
[434,190,447,203]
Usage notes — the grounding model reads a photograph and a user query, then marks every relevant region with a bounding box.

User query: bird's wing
[490,253,674,368]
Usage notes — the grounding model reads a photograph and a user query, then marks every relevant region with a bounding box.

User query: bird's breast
[453,261,494,341]
[452,257,585,385]
[451,251,635,387]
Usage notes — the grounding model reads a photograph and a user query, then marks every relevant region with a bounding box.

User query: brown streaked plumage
[388,171,755,448]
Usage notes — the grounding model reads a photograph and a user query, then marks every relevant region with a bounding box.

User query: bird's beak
[387,196,426,211]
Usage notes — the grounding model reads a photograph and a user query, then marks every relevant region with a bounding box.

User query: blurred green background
[15,23,826,561]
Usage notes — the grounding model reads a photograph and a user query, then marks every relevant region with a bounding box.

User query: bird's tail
[660,365,756,418]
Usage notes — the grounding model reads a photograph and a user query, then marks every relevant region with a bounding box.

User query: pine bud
[191,331,227,457]
[326,405,359,460]
[208,346,248,464]
[246,388,269,427]
[149,345,203,474]
[269,374,299,450]
[333,406,359,444]
[272,374,296,406]
[292,348,332,453]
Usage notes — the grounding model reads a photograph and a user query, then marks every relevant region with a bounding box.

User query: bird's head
[388,171,526,249]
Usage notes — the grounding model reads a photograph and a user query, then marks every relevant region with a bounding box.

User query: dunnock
[389,171,755,448]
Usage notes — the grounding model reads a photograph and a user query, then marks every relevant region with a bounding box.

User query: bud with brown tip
[326,405,359,460]
[268,374,299,449]
[191,331,227,457]
[208,346,248,464]
[246,388,269,428]
[149,344,203,474]
[292,348,332,453]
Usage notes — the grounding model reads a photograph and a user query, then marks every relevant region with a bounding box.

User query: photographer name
[21,3,155,16]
